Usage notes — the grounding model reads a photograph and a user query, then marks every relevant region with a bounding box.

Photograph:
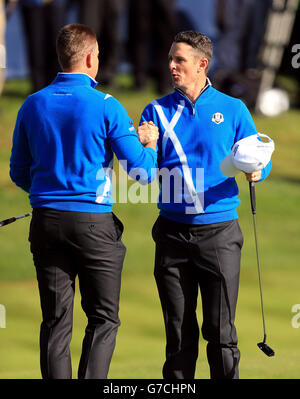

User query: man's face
[168,42,202,91]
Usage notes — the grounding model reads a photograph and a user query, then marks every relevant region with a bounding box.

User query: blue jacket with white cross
[140,81,272,224]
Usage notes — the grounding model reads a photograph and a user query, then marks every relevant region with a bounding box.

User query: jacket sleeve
[9,105,32,193]
[140,103,162,164]
[105,97,157,184]
[259,161,272,182]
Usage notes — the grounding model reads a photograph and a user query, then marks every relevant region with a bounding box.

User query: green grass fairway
[0,78,300,379]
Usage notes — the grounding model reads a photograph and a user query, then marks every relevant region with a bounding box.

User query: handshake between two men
[137,121,159,151]
[136,121,262,182]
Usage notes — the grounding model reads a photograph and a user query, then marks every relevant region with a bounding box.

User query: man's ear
[86,52,92,69]
[198,57,209,72]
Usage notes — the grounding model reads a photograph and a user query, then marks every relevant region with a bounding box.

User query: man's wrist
[145,141,157,151]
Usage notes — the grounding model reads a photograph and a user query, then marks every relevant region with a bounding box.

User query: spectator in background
[175,0,219,75]
[243,0,273,72]
[77,0,123,87]
[212,0,272,105]
[280,1,300,108]
[215,0,272,73]
[19,0,67,93]
[127,0,175,94]
[0,0,6,97]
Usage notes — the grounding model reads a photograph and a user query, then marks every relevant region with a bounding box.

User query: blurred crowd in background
[0,0,299,110]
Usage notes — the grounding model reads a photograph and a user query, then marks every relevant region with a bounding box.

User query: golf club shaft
[249,182,267,343]
[252,212,267,343]
[0,212,32,227]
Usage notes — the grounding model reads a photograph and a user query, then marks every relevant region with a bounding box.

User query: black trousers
[29,207,126,379]
[152,216,243,379]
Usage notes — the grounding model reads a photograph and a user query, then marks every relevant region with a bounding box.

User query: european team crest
[212,112,224,124]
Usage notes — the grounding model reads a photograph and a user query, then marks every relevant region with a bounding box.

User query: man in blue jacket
[10,23,158,379]
[139,30,272,379]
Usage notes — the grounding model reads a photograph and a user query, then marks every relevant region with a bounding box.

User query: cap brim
[220,154,240,177]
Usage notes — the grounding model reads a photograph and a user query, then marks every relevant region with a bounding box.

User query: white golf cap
[220,133,275,177]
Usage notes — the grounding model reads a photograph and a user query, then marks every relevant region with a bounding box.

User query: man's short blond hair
[56,24,97,70]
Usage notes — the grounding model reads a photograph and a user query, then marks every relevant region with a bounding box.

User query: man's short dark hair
[173,31,213,70]
[56,24,97,70]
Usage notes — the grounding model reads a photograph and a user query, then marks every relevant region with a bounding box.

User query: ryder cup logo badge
[212,112,224,124]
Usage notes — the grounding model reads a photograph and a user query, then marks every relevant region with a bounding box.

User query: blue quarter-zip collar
[174,78,212,115]
[54,72,98,88]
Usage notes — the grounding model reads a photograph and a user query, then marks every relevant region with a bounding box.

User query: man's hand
[137,121,159,148]
[245,170,262,182]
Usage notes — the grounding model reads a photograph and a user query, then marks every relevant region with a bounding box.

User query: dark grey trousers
[152,216,243,379]
[29,207,126,379]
